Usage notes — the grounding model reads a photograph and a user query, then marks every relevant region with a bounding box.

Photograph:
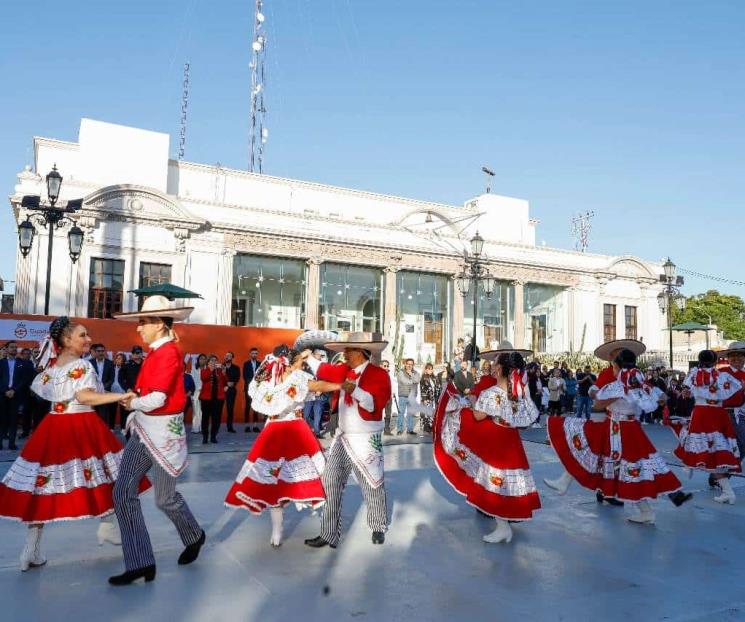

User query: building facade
[9,119,668,363]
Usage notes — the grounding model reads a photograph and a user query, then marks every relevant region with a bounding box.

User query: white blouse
[248,369,312,419]
[474,385,539,429]
[31,359,99,414]
[683,367,742,406]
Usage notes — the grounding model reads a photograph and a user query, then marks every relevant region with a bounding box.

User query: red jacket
[135,341,187,415]
[721,365,745,409]
[200,367,228,400]
[315,361,391,422]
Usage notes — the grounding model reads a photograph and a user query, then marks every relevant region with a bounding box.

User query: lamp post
[18,165,85,315]
[657,257,685,370]
[455,232,496,367]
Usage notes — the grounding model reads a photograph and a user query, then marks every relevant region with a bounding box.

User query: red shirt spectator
[200,366,227,400]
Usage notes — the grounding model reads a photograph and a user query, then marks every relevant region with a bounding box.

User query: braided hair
[495,352,526,378]
[49,316,78,350]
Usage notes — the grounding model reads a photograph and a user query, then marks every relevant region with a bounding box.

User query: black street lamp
[657,257,685,369]
[19,165,85,315]
[456,232,496,366]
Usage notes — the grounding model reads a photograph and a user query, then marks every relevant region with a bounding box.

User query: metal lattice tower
[178,62,190,160]
[249,0,268,173]
[571,210,595,252]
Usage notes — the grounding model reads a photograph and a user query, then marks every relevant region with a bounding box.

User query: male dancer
[109,296,205,585]
[303,333,391,548]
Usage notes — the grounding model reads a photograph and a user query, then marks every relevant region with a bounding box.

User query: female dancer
[224,345,341,546]
[669,349,741,503]
[547,348,682,524]
[0,317,147,570]
[190,353,207,433]
[434,347,541,544]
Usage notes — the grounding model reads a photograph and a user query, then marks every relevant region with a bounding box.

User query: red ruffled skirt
[669,405,742,473]
[0,411,150,524]
[433,385,541,521]
[548,415,681,501]
[224,418,326,514]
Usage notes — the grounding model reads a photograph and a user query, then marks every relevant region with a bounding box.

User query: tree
[671,289,745,341]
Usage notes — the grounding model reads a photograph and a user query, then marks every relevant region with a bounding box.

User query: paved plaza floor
[0,423,743,622]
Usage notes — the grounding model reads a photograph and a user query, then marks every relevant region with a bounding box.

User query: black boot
[304,535,336,549]
[108,565,156,585]
[372,531,385,544]
[669,491,693,507]
[708,474,721,489]
[178,530,206,565]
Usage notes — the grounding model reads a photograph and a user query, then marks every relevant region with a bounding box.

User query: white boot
[270,507,284,547]
[714,477,736,505]
[483,518,513,544]
[20,526,46,572]
[544,471,573,495]
[627,500,655,524]
[97,515,122,546]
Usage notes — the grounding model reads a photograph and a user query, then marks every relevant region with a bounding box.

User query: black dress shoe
[228,428,236,433]
[178,530,206,565]
[245,426,250,433]
[108,565,156,585]
[372,531,385,544]
[304,535,336,549]
[8,444,18,451]
[596,491,623,506]
[669,491,693,507]
[252,426,260,433]
[211,437,218,444]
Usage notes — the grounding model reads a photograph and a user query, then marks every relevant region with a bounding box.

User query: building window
[319,263,383,333]
[462,281,514,351]
[625,305,637,340]
[231,254,306,328]
[88,258,125,318]
[524,284,567,353]
[603,304,617,343]
[396,271,450,364]
[138,263,172,309]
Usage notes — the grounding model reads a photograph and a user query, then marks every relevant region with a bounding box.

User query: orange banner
[0,313,302,424]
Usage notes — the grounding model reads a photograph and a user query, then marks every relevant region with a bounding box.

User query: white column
[451,274,465,346]
[304,257,322,329]
[216,250,235,325]
[383,267,399,362]
[513,280,525,348]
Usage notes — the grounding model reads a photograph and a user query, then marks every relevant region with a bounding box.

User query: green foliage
[671,289,745,340]
[533,352,607,372]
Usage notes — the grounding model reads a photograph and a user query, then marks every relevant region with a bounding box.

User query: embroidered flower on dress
[454,448,467,461]
[627,467,641,478]
[264,393,273,403]
[268,466,281,479]
[83,468,93,481]
[286,385,298,399]
[572,434,584,450]
[53,402,67,413]
[611,422,620,434]
[67,367,85,380]
[41,373,51,385]
[35,474,50,488]
[611,450,620,461]
[724,381,731,390]
[490,475,504,487]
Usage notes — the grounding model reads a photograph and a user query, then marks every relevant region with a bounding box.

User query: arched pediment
[83,185,206,231]
[604,255,657,280]
[392,207,462,235]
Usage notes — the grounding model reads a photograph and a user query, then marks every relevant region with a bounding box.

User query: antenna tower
[249,0,268,173]
[571,210,595,252]
[178,62,190,160]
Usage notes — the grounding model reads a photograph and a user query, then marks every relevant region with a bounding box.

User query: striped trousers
[320,439,387,546]
[113,435,203,571]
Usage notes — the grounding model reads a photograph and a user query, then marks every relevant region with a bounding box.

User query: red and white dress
[548,369,681,501]
[0,359,149,523]
[224,369,325,514]
[433,381,541,521]
[669,367,742,473]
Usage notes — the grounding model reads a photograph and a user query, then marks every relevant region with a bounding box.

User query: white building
[9,119,668,362]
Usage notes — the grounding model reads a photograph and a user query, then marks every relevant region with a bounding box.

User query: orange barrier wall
[0,313,302,424]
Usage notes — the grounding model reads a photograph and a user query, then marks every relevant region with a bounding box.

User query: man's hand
[227,382,235,388]
[5,389,14,399]
[119,392,137,410]
[341,380,357,394]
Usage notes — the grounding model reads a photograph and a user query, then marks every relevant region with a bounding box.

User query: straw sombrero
[719,340,745,358]
[113,295,194,322]
[480,340,533,361]
[594,339,646,362]
[293,329,339,351]
[324,331,388,353]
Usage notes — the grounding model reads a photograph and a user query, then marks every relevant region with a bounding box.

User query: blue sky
[1,0,744,300]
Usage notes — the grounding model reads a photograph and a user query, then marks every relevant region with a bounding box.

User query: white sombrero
[113,295,194,322]
[480,340,533,361]
[719,340,745,358]
[594,339,646,362]
[324,331,388,354]
[293,329,339,351]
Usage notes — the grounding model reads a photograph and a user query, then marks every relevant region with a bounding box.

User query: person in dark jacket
[90,343,116,428]
[243,347,261,432]
[0,342,34,449]
[223,352,241,433]
[119,346,144,429]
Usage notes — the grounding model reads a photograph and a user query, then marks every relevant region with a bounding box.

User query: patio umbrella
[128,283,203,300]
